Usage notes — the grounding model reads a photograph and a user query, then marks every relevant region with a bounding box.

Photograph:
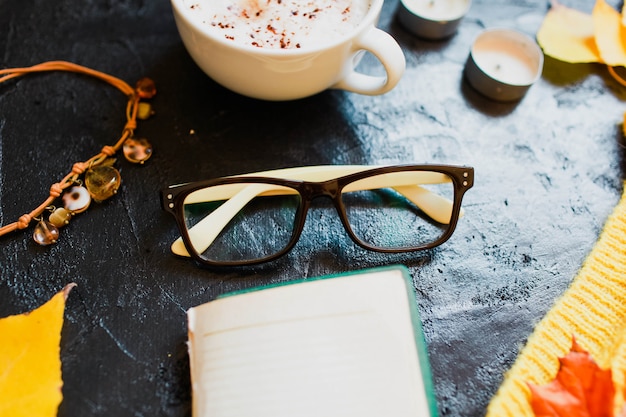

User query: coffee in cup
[184,0,371,50]
[172,0,405,100]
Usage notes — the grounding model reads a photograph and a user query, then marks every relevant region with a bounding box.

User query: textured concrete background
[0,0,624,416]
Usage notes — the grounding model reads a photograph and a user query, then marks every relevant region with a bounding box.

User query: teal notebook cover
[188,265,438,417]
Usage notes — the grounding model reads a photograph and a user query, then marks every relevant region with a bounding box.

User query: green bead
[137,102,153,120]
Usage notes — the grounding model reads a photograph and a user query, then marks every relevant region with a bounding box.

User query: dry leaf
[592,0,626,66]
[536,1,601,64]
[536,0,626,124]
[536,0,626,65]
[528,338,619,417]
[0,284,75,417]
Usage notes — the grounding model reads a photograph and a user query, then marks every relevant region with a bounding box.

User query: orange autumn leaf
[0,284,75,417]
[592,0,626,66]
[528,338,622,417]
[536,1,601,63]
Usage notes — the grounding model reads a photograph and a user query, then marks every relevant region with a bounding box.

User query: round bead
[33,220,59,245]
[136,77,156,99]
[85,165,121,201]
[49,207,72,227]
[123,137,153,164]
[63,185,91,213]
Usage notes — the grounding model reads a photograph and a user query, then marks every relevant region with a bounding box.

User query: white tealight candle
[472,49,537,86]
[405,0,469,20]
[464,29,544,101]
[397,0,471,40]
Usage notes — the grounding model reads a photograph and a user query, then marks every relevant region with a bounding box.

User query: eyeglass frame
[161,164,474,266]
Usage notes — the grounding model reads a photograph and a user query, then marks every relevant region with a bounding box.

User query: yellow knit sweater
[487,183,626,416]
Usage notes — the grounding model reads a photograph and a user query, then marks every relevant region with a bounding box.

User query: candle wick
[495,64,501,71]
[428,0,434,7]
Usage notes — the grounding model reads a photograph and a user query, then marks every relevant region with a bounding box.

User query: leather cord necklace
[0,61,156,245]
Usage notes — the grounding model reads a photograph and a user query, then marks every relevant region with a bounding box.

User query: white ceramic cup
[171,0,406,101]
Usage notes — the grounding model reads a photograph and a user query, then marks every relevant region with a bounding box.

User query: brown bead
[49,207,72,227]
[33,220,59,245]
[85,165,121,201]
[136,77,156,99]
[123,137,153,164]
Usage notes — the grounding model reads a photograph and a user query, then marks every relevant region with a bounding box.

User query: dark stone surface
[0,0,624,416]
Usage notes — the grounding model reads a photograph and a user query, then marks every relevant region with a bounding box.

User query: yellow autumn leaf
[537,1,601,63]
[0,284,75,417]
[593,0,626,66]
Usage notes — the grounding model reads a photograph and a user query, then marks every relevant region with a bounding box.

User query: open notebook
[187,265,438,417]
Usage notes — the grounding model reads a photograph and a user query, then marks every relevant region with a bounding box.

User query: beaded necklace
[0,61,155,245]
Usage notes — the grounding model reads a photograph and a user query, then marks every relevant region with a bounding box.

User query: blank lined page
[187,269,430,417]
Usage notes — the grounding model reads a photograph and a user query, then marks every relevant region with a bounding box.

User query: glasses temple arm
[392,185,464,224]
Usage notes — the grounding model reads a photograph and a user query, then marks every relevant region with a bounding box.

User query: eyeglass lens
[181,170,456,264]
[182,183,300,263]
[341,171,455,250]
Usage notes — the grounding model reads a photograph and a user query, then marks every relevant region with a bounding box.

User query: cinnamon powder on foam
[186,0,370,49]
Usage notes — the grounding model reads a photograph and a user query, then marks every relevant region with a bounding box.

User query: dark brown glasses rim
[161,164,474,266]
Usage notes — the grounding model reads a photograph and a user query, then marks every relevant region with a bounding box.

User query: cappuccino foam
[184,0,371,49]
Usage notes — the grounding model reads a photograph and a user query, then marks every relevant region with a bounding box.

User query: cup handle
[332,27,406,95]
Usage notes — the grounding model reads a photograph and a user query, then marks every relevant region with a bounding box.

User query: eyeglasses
[161,164,474,266]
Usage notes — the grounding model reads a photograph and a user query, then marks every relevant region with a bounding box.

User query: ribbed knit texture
[486,183,626,417]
